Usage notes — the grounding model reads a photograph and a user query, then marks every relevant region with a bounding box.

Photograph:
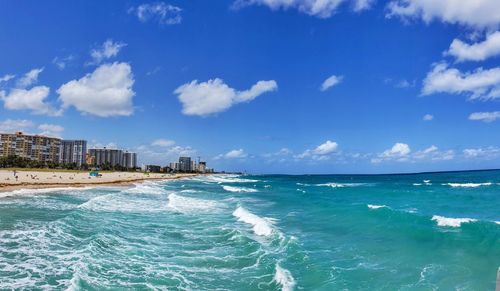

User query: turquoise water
[0,170,499,290]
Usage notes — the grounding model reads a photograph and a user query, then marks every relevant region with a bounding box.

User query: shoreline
[0,169,199,193]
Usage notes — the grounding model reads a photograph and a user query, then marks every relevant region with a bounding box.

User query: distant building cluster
[0,132,213,173]
[144,156,213,174]
[0,132,137,169]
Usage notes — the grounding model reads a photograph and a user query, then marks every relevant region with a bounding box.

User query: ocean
[0,170,499,290]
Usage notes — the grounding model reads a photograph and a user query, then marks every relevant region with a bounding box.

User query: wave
[367,204,387,210]
[222,185,258,193]
[122,182,167,195]
[316,183,370,188]
[233,206,274,237]
[444,182,492,188]
[0,186,95,198]
[274,264,296,291]
[431,215,477,227]
[192,174,258,184]
[167,193,219,213]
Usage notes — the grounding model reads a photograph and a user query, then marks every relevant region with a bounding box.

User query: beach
[0,169,196,192]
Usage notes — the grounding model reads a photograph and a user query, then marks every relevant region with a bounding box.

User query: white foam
[0,186,95,198]
[222,185,258,193]
[494,221,500,225]
[316,182,369,188]
[445,182,492,188]
[122,182,167,195]
[167,193,219,213]
[233,206,274,237]
[367,204,387,210]
[274,264,296,291]
[192,174,258,183]
[431,215,477,227]
[413,183,422,186]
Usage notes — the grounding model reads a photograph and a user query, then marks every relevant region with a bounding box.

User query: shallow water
[0,171,499,290]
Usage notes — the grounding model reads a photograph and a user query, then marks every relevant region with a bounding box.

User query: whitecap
[367,204,387,210]
[316,183,369,188]
[0,186,95,198]
[192,174,258,183]
[431,215,477,227]
[222,185,258,193]
[413,183,422,186]
[274,264,296,291]
[122,182,167,195]
[167,193,219,213]
[444,182,492,188]
[232,206,274,237]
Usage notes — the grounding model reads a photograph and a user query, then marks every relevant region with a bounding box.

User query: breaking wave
[274,264,296,291]
[233,206,274,237]
[444,182,492,188]
[431,215,477,227]
[223,185,258,193]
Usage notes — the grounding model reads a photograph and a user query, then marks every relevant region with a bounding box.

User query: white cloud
[57,62,135,117]
[421,62,500,100]
[469,111,500,122]
[17,68,43,88]
[174,78,277,116]
[0,74,15,83]
[263,147,292,158]
[413,145,454,161]
[372,142,410,163]
[88,40,127,66]
[233,0,373,18]
[38,123,64,137]
[386,0,500,29]
[353,0,374,12]
[151,139,176,147]
[320,75,343,91]
[463,146,500,159]
[423,114,434,121]
[0,86,59,115]
[0,119,34,132]
[130,2,182,25]
[297,140,339,160]
[395,79,415,88]
[52,55,75,70]
[446,31,500,62]
[215,149,248,159]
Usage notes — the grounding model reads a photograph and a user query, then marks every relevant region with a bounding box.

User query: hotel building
[0,132,61,163]
[87,148,137,169]
[60,140,87,167]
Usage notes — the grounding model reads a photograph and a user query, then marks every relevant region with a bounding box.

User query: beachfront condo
[0,132,61,163]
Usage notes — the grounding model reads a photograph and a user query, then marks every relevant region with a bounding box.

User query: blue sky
[1,0,500,174]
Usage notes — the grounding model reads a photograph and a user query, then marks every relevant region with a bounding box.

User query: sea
[0,170,499,290]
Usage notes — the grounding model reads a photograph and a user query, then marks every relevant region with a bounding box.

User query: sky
[0,0,500,174]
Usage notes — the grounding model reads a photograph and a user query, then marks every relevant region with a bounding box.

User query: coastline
[0,169,199,193]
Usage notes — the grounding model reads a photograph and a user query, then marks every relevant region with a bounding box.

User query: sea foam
[233,206,274,237]
[167,193,219,213]
[316,183,368,188]
[222,185,258,193]
[431,215,477,227]
[274,264,296,291]
[445,182,492,188]
[367,204,387,209]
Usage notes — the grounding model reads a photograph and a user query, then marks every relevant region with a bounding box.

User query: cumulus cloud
[413,145,454,161]
[296,140,339,160]
[129,2,182,25]
[215,149,248,160]
[57,62,135,117]
[17,67,43,88]
[386,0,500,29]
[446,31,500,62]
[371,142,410,163]
[463,146,500,159]
[421,62,500,100]
[88,39,127,66]
[423,114,434,121]
[151,138,176,147]
[38,123,64,137]
[0,119,34,132]
[320,75,343,91]
[0,86,60,116]
[469,111,500,122]
[233,0,374,18]
[263,147,292,158]
[174,78,277,116]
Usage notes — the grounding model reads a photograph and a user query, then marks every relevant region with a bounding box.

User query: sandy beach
[0,169,197,192]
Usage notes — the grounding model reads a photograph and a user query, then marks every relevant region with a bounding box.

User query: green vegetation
[0,156,137,172]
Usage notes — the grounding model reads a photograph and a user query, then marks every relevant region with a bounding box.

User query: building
[60,140,87,167]
[123,152,137,169]
[197,161,207,173]
[0,132,61,163]
[88,148,123,167]
[144,165,161,173]
[178,156,192,172]
[87,148,137,169]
